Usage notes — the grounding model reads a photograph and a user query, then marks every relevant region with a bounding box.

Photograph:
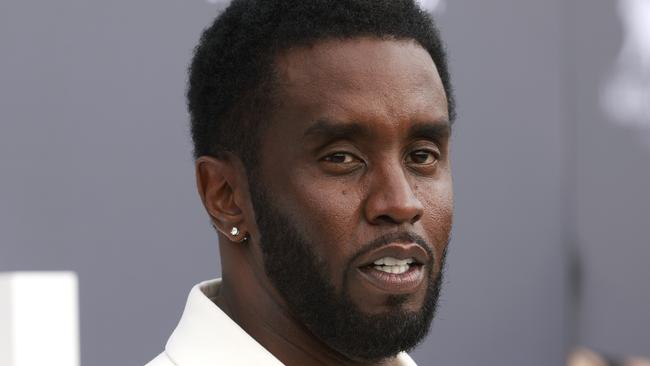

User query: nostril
[375,214,399,225]
[371,212,422,226]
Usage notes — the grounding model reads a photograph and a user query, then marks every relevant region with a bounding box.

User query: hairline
[234,34,451,170]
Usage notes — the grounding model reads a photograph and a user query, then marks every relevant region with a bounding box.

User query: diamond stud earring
[230,227,240,236]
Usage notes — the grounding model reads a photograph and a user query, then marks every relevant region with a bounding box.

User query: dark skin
[196,38,453,366]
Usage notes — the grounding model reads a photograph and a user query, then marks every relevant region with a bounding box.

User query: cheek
[417,173,453,218]
[278,177,363,266]
[296,184,359,231]
[419,181,453,267]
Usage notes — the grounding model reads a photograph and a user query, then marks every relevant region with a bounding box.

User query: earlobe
[228,226,249,243]
[195,155,247,241]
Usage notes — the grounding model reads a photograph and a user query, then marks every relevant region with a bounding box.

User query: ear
[195,155,248,242]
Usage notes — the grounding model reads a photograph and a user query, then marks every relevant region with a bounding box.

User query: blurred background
[1,0,648,365]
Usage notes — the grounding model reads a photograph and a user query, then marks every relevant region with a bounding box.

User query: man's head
[192,0,454,363]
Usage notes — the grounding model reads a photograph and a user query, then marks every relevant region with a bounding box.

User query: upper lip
[356,242,430,268]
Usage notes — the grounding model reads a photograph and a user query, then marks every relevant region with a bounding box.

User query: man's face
[248,37,453,360]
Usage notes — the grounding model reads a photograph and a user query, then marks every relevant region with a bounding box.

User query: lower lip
[356,264,425,294]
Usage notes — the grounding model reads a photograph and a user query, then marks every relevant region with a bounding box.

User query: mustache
[348,231,435,267]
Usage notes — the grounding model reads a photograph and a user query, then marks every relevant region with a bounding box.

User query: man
[148,0,454,364]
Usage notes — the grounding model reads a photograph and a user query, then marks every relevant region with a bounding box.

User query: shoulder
[145,352,175,366]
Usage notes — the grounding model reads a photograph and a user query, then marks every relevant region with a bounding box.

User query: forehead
[272,37,448,124]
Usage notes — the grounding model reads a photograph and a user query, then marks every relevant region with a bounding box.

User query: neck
[217,246,401,366]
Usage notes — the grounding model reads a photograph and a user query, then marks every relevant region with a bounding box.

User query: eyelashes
[319,147,440,175]
[322,152,359,164]
[405,149,439,165]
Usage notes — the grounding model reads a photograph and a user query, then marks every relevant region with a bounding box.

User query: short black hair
[188,0,455,168]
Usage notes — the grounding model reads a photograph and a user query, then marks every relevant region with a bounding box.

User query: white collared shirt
[146,278,418,366]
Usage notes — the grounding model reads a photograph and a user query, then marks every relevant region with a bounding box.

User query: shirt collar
[165,278,284,365]
[164,278,417,366]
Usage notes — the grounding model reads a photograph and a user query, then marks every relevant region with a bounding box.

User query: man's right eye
[322,152,357,164]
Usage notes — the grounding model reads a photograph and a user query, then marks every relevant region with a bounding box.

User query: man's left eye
[406,150,437,165]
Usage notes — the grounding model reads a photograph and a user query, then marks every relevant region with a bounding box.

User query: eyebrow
[303,118,451,143]
[407,120,452,142]
[303,118,371,142]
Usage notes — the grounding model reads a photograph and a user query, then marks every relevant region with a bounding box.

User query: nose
[364,164,424,226]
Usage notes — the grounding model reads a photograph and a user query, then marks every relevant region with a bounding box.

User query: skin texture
[196,37,453,366]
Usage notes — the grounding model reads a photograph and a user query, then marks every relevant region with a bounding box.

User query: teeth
[373,264,410,274]
[373,257,414,266]
[371,257,415,274]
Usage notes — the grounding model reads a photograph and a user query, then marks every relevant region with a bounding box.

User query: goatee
[249,180,447,361]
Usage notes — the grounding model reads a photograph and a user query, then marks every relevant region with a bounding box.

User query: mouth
[355,243,430,294]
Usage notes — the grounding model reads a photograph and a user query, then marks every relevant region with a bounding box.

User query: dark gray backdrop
[1,1,648,365]
[571,0,650,357]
